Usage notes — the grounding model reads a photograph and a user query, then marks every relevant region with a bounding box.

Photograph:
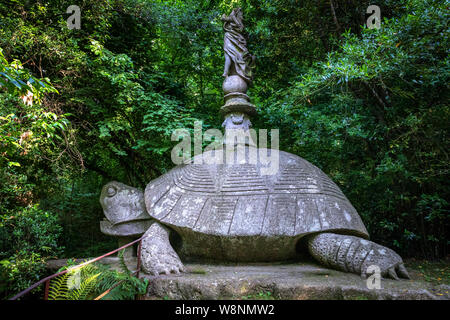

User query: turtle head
[100,181,149,225]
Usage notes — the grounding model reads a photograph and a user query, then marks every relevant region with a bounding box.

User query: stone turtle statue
[100,146,409,280]
[100,7,409,282]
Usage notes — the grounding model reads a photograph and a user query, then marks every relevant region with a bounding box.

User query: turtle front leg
[307,233,410,280]
[140,222,185,275]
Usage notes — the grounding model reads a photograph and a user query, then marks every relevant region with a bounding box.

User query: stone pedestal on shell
[221,75,256,117]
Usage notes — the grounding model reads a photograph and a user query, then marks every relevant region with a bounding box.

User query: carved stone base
[141,263,448,300]
[220,98,257,116]
[221,75,257,116]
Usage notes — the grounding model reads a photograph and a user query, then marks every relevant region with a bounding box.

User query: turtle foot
[308,233,410,280]
[140,222,185,276]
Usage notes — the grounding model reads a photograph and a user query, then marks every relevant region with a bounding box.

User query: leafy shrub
[0,205,63,258]
[0,253,47,300]
[0,205,63,299]
[260,0,449,258]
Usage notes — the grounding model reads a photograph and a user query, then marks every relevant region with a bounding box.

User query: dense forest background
[0,0,448,297]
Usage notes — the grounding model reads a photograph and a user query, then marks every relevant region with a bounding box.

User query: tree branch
[329,0,341,34]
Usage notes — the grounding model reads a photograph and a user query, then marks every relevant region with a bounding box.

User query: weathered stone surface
[308,233,409,280]
[98,144,409,279]
[145,149,368,237]
[100,219,153,237]
[100,8,409,281]
[220,100,257,117]
[221,8,256,121]
[141,222,185,275]
[221,8,255,83]
[143,263,448,300]
[222,75,247,94]
[221,113,252,131]
[141,148,369,263]
[100,181,150,225]
[99,181,152,239]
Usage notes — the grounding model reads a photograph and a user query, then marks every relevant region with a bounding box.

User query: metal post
[136,239,142,278]
[44,279,50,300]
[135,239,143,300]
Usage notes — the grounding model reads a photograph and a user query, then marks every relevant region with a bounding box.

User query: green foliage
[0,47,65,170]
[405,259,450,286]
[41,173,116,258]
[0,252,47,299]
[48,251,148,300]
[0,205,63,299]
[0,205,63,258]
[48,264,100,300]
[0,1,448,298]
[0,14,68,302]
[95,251,148,300]
[241,291,275,300]
[0,48,57,103]
[190,268,207,275]
[260,0,449,257]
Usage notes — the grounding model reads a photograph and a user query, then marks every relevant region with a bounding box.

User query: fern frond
[48,253,148,300]
[68,273,100,300]
[48,273,70,300]
[118,250,132,276]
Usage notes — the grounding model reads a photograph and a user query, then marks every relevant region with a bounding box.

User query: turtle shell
[144,148,368,241]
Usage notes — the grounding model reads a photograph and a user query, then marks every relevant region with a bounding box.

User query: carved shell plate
[144,148,368,239]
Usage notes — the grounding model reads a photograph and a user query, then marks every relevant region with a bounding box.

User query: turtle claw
[398,263,410,279]
[387,268,400,280]
[384,263,410,281]
[162,268,171,275]
[145,248,185,276]
[358,242,407,281]
[160,265,183,275]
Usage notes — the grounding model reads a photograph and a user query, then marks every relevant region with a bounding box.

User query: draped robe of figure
[222,9,254,83]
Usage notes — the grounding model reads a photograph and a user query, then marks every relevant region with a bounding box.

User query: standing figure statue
[222,8,255,83]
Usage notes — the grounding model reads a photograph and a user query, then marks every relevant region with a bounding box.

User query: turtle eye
[107,186,117,197]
